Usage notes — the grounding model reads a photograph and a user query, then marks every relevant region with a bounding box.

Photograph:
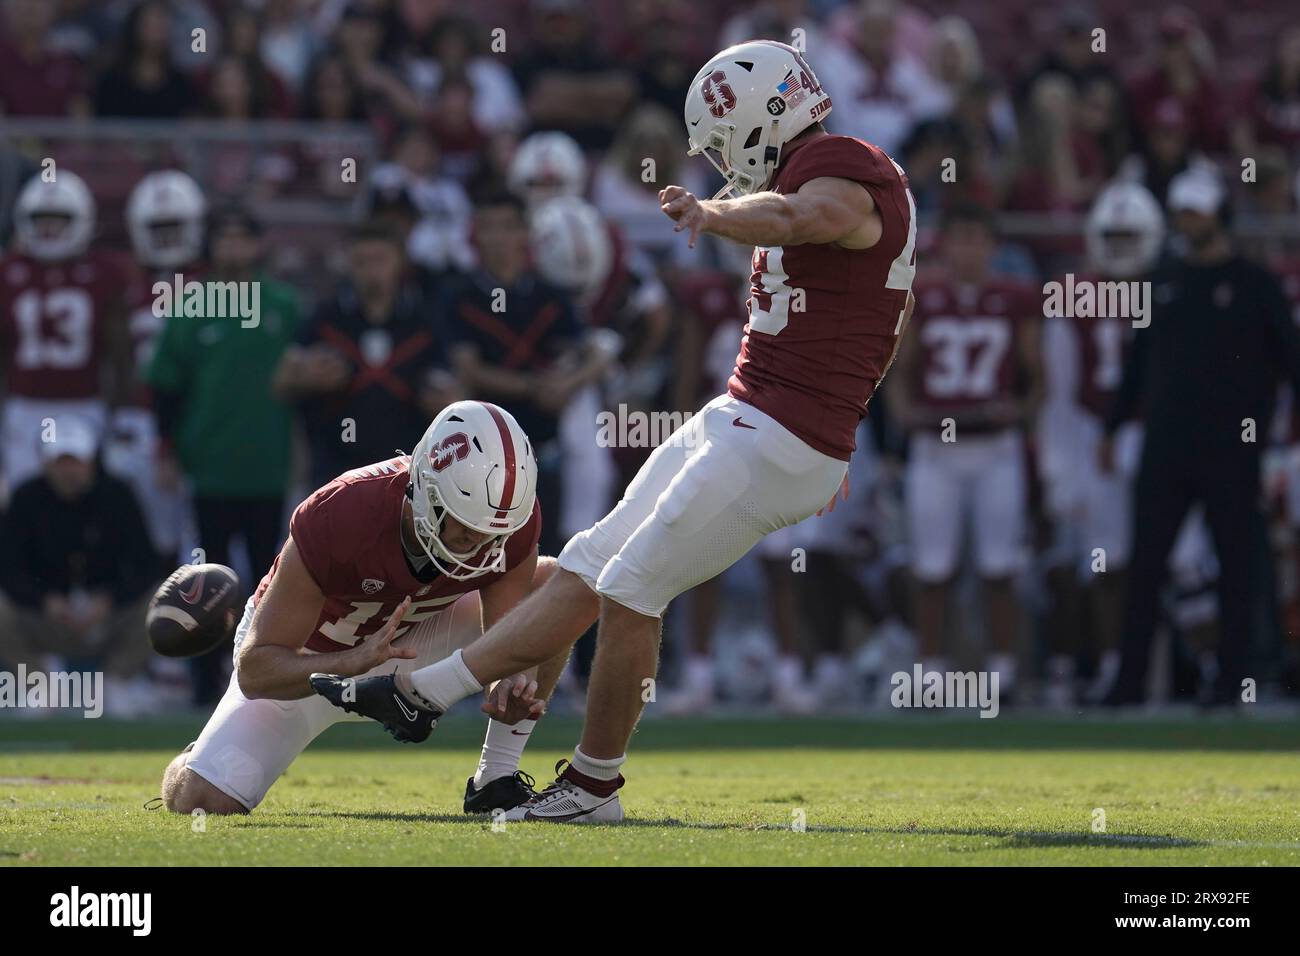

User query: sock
[473,718,536,789]
[571,747,624,781]
[567,747,625,796]
[407,649,483,713]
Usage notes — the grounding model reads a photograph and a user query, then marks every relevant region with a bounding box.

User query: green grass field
[2,713,1298,866]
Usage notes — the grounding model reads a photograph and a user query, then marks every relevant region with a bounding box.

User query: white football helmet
[408,400,537,580]
[13,171,96,262]
[126,170,207,269]
[1085,181,1164,279]
[529,197,613,303]
[684,40,833,199]
[507,132,587,210]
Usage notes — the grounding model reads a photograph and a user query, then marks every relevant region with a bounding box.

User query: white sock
[571,747,625,782]
[408,649,483,712]
[474,718,535,789]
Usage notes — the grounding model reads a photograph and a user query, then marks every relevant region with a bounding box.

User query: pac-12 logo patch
[430,432,470,472]
[361,578,385,595]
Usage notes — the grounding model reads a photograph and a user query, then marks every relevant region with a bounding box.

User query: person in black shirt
[92,0,195,119]
[0,416,158,677]
[273,220,460,488]
[1100,169,1300,706]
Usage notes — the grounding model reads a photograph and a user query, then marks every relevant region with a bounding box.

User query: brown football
[146,563,242,658]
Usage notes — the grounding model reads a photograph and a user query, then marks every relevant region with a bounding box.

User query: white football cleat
[501,760,624,823]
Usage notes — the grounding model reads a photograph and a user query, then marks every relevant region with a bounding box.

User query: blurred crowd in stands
[1,0,1299,715]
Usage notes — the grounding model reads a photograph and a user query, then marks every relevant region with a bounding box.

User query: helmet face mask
[31,213,73,241]
[686,123,768,199]
[411,482,510,580]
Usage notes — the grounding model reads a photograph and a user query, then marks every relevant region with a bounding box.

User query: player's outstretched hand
[659,185,708,248]
[345,596,418,674]
[481,673,546,725]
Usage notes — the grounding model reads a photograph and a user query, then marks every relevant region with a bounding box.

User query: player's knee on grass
[161,755,248,815]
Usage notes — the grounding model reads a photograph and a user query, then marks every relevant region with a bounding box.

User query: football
[145,563,242,658]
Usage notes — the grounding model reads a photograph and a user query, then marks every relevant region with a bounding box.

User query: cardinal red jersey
[0,251,125,400]
[1066,271,1131,418]
[727,134,916,461]
[253,456,542,652]
[909,277,1036,413]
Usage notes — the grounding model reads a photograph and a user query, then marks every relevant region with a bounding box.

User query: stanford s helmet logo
[701,70,737,118]
[429,432,470,472]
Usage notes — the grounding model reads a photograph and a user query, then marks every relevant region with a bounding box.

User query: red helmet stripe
[483,403,517,519]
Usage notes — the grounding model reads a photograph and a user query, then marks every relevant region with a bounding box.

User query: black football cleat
[309,672,440,743]
[463,771,538,814]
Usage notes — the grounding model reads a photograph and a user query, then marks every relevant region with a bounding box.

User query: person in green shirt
[146,205,301,703]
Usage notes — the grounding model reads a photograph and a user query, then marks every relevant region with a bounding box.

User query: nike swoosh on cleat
[732,417,757,430]
[393,694,420,722]
[525,795,619,822]
[510,730,531,736]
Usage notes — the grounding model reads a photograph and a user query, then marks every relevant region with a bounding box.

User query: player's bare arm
[659,176,880,250]
[235,536,416,701]
[271,343,350,400]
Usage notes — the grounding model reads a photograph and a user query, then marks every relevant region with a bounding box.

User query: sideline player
[159,401,563,814]
[888,204,1042,697]
[1038,181,1161,703]
[313,40,917,823]
[0,171,131,497]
